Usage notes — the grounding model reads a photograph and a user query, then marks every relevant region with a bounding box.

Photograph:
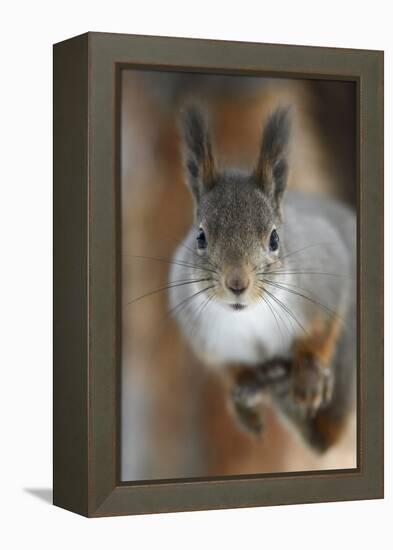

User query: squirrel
[169,103,356,452]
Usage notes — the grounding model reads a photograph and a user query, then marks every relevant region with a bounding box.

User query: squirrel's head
[180,103,291,311]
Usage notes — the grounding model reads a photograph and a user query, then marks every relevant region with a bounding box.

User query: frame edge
[53,33,90,517]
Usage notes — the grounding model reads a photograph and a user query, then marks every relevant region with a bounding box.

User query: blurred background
[120,69,357,482]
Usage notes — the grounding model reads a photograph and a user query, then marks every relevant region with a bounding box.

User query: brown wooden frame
[53,32,384,517]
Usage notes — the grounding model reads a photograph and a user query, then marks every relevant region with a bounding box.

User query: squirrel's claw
[291,353,334,417]
[233,400,264,435]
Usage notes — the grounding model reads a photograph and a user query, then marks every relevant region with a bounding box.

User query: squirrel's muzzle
[225,270,250,296]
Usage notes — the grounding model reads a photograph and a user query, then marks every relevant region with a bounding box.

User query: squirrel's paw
[291,353,334,417]
[231,370,265,435]
[232,370,265,408]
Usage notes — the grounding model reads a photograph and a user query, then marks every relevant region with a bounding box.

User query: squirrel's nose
[226,273,249,296]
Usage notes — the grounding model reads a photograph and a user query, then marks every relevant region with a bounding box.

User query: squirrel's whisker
[261,278,340,321]
[126,284,215,365]
[256,283,294,339]
[258,291,286,345]
[262,287,309,336]
[266,292,294,341]
[123,254,219,275]
[188,292,215,340]
[125,278,212,307]
[166,284,215,321]
[257,270,351,278]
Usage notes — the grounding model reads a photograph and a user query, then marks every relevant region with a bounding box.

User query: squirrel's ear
[180,103,216,202]
[254,107,291,211]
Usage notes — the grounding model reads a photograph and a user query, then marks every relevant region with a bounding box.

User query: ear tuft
[255,106,291,210]
[180,102,216,202]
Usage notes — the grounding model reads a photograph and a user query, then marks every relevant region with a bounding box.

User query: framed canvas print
[53,32,384,517]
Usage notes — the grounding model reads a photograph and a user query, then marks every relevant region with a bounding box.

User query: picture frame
[53,32,384,517]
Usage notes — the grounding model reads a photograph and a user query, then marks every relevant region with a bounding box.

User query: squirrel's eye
[196,228,207,250]
[269,229,279,252]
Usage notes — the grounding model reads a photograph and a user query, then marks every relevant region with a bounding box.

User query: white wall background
[0,1,391,548]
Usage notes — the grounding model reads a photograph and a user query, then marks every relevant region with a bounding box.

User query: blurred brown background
[120,69,357,481]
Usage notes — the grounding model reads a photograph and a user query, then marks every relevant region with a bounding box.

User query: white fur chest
[176,290,300,368]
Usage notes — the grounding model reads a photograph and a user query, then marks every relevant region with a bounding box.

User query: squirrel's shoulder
[283,190,355,231]
[283,190,355,219]
[282,190,356,255]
